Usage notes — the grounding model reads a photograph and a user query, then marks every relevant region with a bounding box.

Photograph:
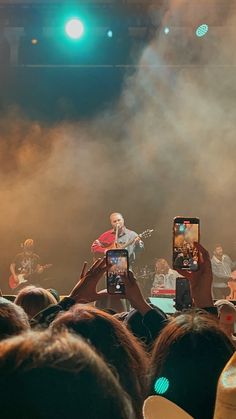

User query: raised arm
[176,243,214,309]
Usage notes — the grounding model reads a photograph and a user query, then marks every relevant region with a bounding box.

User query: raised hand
[176,243,213,308]
[69,258,107,304]
[97,270,152,315]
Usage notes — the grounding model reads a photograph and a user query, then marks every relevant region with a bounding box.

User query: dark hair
[0,297,29,339]
[0,329,135,419]
[15,286,57,319]
[149,311,234,419]
[51,304,148,418]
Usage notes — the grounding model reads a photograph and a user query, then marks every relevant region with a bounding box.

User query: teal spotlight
[196,24,208,38]
[154,377,170,395]
[164,27,170,35]
[107,30,113,38]
[65,18,84,39]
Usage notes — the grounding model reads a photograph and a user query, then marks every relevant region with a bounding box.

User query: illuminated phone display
[106,249,128,294]
[173,217,200,271]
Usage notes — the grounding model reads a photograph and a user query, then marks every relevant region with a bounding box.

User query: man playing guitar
[91,212,145,311]
[9,239,51,290]
[91,212,144,263]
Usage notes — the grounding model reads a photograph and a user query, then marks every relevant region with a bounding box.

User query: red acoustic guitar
[9,264,52,290]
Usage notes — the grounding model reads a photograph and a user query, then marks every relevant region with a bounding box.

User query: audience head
[51,304,148,418]
[0,329,135,419]
[15,286,57,319]
[124,305,168,347]
[0,297,29,340]
[149,311,234,419]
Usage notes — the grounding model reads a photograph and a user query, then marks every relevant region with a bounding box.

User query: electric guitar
[9,264,52,290]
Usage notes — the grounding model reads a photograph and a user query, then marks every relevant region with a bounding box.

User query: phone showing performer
[173,217,200,271]
[106,249,128,295]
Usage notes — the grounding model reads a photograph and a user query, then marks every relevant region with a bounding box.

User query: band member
[152,258,181,291]
[9,239,45,290]
[211,244,236,300]
[91,212,144,263]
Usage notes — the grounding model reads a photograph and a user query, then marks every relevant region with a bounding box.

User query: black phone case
[106,249,128,295]
[175,278,192,310]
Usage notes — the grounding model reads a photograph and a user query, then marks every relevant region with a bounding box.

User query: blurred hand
[176,243,213,308]
[124,271,152,314]
[98,270,152,315]
[69,258,107,303]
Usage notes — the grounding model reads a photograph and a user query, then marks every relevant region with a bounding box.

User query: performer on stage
[91,212,144,311]
[9,239,48,290]
[152,258,181,291]
[91,212,144,263]
[211,244,236,299]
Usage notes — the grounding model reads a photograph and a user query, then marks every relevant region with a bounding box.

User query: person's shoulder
[169,268,180,276]
[99,229,113,239]
[125,228,137,236]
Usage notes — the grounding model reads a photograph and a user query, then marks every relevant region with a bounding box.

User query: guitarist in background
[9,239,44,290]
[91,212,144,263]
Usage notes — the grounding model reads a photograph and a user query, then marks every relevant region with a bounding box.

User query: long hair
[0,298,29,339]
[148,310,234,419]
[52,304,149,418]
[0,329,135,419]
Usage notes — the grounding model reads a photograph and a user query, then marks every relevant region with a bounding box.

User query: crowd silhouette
[0,242,235,419]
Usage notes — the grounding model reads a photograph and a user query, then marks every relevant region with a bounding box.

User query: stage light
[196,24,208,38]
[154,377,170,395]
[164,27,170,35]
[65,18,84,40]
[31,38,38,45]
[107,30,113,38]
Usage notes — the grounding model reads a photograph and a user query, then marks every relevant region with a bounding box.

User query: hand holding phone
[173,217,200,271]
[106,249,129,295]
[175,277,193,311]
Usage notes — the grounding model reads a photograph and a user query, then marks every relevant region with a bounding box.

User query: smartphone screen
[173,217,200,271]
[106,249,128,294]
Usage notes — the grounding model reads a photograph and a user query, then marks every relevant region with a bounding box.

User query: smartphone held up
[173,217,200,271]
[106,249,129,295]
[175,277,193,311]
